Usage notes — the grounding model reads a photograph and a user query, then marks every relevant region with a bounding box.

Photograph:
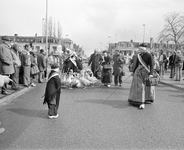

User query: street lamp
[42,18,45,43]
[143,24,145,43]
[45,0,48,56]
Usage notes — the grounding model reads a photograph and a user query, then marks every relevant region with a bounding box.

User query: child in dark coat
[43,63,61,119]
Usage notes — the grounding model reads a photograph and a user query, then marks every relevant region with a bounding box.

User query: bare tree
[48,16,53,37]
[57,20,62,39]
[158,12,184,50]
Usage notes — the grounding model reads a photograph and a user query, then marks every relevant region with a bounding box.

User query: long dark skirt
[48,104,58,116]
[128,65,155,106]
[101,68,112,84]
[47,92,60,116]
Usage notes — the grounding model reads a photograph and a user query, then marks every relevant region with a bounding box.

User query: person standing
[113,51,125,86]
[128,43,154,109]
[158,49,167,77]
[37,49,46,83]
[43,63,61,119]
[168,51,176,78]
[174,50,183,81]
[101,50,113,87]
[0,36,15,95]
[20,44,31,87]
[10,44,21,90]
[88,49,103,78]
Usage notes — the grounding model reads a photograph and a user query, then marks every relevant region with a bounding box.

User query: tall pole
[45,0,48,56]
[42,18,44,43]
[143,24,145,43]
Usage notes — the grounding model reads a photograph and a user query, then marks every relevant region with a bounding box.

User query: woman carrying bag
[128,43,155,109]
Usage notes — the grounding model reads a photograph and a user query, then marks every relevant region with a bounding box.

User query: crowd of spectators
[0,36,48,95]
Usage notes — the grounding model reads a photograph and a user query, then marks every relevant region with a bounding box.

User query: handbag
[120,71,125,76]
[31,65,40,75]
[145,70,160,86]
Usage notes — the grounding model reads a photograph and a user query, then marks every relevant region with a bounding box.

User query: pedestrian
[128,43,155,109]
[168,51,176,78]
[10,44,21,90]
[0,74,12,134]
[101,50,113,87]
[113,50,125,86]
[174,50,183,81]
[0,36,15,95]
[158,49,167,77]
[37,49,46,83]
[43,63,62,119]
[30,51,39,87]
[20,44,31,87]
[11,44,21,85]
[88,49,103,78]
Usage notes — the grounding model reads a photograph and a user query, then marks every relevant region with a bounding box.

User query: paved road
[0,72,184,150]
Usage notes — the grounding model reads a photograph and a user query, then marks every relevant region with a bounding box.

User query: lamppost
[42,18,45,43]
[108,36,111,50]
[45,0,48,56]
[143,24,145,43]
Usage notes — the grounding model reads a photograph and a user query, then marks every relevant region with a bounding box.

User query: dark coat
[113,54,125,76]
[0,42,14,74]
[37,53,46,71]
[133,52,154,75]
[88,53,103,74]
[43,72,61,106]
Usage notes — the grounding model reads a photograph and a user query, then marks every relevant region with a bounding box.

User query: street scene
[0,0,184,149]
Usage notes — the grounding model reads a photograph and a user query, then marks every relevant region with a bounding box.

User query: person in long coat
[113,51,125,86]
[20,44,31,87]
[128,43,154,109]
[88,49,103,78]
[0,36,15,94]
[43,63,61,119]
[101,51,113,87]
[37,49,46,83]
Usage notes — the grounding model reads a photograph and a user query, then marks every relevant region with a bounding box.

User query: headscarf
[136,43,147,54]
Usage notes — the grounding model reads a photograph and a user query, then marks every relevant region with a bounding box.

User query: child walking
[43,63,61,119]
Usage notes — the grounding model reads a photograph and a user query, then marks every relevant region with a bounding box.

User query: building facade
[109,40,184,64]
[0,34,73,54]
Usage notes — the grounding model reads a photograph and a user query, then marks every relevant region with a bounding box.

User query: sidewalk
[159,70,184,91]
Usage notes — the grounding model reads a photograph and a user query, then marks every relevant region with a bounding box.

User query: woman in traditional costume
[101,51,113,87]
[43,63,61,119]
[128,43,155,109]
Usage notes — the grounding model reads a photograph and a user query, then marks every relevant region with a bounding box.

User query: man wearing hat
[0,36,15,95]
[43,63,61,119]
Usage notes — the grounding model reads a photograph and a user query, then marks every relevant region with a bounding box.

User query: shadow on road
[8,108,48,119]
[75,99,131,109]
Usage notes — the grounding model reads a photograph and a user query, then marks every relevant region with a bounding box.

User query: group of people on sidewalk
[0,36,48,96]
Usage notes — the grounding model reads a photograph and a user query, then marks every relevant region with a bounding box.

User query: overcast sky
[0,0,184,56]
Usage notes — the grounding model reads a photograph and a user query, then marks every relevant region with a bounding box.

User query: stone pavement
[0,68,183,104]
